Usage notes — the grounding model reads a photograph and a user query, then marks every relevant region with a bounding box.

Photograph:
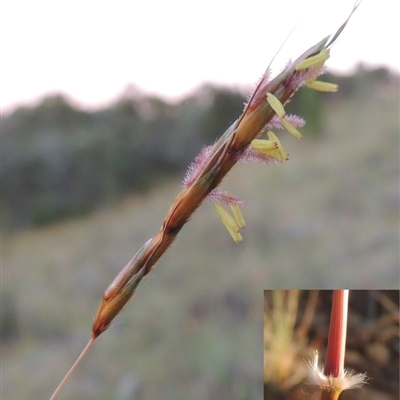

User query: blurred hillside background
[3,66,399,399]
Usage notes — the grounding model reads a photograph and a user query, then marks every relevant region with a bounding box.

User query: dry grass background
[3,78,399,399]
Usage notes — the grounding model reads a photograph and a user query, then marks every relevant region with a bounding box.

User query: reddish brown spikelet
[91,14,358,339]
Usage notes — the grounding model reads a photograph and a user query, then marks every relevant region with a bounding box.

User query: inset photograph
[264,290,399,400]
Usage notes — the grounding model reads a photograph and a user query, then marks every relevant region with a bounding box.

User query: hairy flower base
[306,351,368,393]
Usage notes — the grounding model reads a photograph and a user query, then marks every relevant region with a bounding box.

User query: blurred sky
[2,0,399,114]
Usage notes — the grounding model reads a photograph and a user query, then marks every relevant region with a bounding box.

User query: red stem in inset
[324,290,349,377]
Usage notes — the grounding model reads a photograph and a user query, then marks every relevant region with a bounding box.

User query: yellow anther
[251,139,278,152]
[251,135,289,161]
[295,48,330,70]
[281,119,303,140]
[306,80,338,92]
[230,205,245,229]
[266,93,286,118]
[267,131,289,161]
[214,204,243,243]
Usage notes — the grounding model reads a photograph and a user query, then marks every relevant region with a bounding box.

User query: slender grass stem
[49,337,95,400]
[306,290,367,399]
[324,290,348,378]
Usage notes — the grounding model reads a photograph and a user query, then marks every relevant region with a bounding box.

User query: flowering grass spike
[49,3,361,398]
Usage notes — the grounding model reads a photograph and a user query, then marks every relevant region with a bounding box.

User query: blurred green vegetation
[4,66,395,231]
[2,84,244,229]
[2,66,399,399]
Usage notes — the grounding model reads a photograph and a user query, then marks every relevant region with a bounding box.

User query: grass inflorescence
[49,3,362,398]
